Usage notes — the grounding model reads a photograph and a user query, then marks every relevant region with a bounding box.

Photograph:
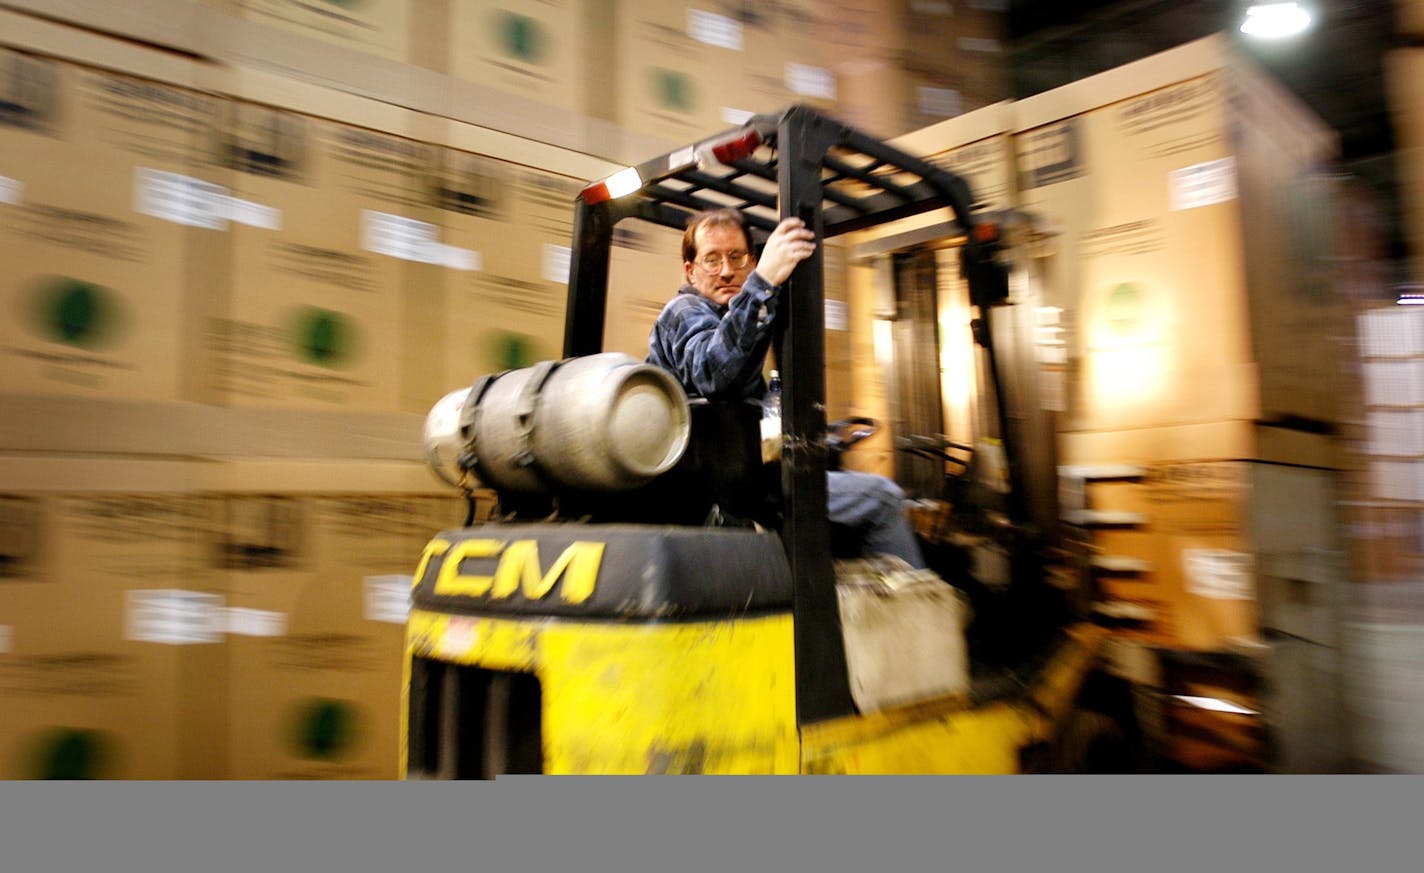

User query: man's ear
[683,261,697,285]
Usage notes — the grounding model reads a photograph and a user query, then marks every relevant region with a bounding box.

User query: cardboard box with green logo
[195,81,435,413]
[443,0,609,116]
[0,47,222,402]
[209,460,463,779]
[616,1,740,144]
[435,118,617,391]
[0,457,227,779]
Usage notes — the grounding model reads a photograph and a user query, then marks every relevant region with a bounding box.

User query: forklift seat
[651,398,779,528]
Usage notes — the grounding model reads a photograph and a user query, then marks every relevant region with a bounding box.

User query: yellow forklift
[401,106,1125,776]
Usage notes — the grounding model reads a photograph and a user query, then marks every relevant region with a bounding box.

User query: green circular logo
[26,728,113,780]
[291,307,356,367]
[291,698,359,761]
[651,69,695,112]
[1105,282,1145,337]
[499,13,546,63]
[493,330,534,371]
[28,276,122,348]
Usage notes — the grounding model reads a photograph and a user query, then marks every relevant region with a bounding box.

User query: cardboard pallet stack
[843,36,1354,657]
[1340,305,1424,772]
[835,35,1369,772]
[0,6,603,780]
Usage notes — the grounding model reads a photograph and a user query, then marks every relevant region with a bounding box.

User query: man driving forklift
[403,106,1114,776]
[647,207,926,569]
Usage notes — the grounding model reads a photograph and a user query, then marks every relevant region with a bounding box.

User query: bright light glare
[1240,3,1312,39]
[1173,694,1259,716]
[604,166,643,199]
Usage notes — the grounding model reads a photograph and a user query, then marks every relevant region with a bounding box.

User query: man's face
[685,223,754,307]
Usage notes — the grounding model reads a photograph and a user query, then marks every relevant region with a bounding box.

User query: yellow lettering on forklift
[433,538,506,598]
[491,540,605,604]
[412,538,452,588]
[426,538,606,603]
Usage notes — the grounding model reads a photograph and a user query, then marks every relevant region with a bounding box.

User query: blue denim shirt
[646,271,780,401]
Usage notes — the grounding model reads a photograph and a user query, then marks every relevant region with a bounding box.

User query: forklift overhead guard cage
[562,105,1017,726]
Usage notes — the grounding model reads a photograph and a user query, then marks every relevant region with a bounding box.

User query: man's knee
[831,470,904,504]
[827,471,907,526]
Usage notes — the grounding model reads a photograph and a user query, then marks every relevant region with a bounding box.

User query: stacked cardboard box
[196,98,431,413]
[1347,306,1424,589]
[1014,37,1352,650]
[0,10,607,780]
[816,0,1011,141]
[0,46,220,403]
[210,460,467,779]
[0,455,477,780]
[0,458,225,779]
[0,1,1015,160]
[836,38,1354,652]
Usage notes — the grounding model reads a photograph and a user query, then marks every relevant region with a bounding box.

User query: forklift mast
[564,105,1018,725]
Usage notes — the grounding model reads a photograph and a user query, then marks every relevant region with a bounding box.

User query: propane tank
[422,353,690,494]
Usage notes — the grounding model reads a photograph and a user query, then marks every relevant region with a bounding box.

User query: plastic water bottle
[760,370,782,459]
[763,370,782,420]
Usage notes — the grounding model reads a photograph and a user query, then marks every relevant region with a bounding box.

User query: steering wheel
[825,417,878,470]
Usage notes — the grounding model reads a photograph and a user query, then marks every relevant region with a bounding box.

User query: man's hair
[681,208,749,264]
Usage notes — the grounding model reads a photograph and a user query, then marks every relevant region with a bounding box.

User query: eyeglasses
[695,250,751,272]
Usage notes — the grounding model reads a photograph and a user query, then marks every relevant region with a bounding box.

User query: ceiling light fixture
[1240,2,1313,39]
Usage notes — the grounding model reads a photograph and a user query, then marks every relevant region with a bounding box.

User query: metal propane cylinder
[424,353,691,494]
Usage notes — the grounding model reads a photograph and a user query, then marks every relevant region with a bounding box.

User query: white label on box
[721,106,755,125]
[365,575,413,624]
[125,590,225,645]
[440,244,480,271]
[1371,460,1417,500]
[224,607,288,637]
[1359,307,1423,357]
[918,86,963,118]
[0,624,11,654]
[957,37,1002,54]
[1182,549,1255,601]
[1366,411,1422,456]
[363,210,441,262]
[825,299,847,331]
[688,9,743,50]
[1039,367,1067,412]
[225,197,283,231]
[1169,157,1238,212]
[135,168,229,229]
[787,63,835,100]
[0,175,22,205]
[543,243,571,284]
[1363,360,1424,406]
